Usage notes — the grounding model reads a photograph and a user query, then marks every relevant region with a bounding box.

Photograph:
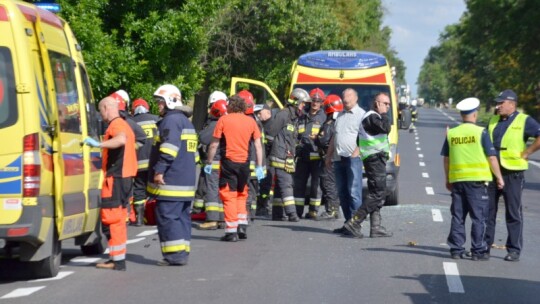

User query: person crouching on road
[441,97,504,260]
[342,92,393,238]
[83,96,137,271]
[205,95,265,242]
[147,84,197,266]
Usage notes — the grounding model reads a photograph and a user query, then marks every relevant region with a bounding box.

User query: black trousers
[352,153,386,221]
[485,171,525,254]
[319,159,339,212]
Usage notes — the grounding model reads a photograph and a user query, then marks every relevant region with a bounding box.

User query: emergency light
[297,50,387,70]
[35,3,60,13]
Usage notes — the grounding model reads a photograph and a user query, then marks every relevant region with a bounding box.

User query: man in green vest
[486,89,540,262]
[342,92,394,238]
[441,97,504,261]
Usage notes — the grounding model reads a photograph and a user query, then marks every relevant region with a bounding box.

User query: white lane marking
[432,209,443,222]
[1,287,46,299]
[415,137,419,140]
[415,141,420,145]
[29,271,74,282]
[529,160,540,169]
[137,230,158,237]
[422,173,429,178]
[443,262,465,293]
[67,257,101,266]
[419,162,425,167]
[416,147,421,151]
[127,237,145,245]
[418,154,424,158]
[426,187,434,195]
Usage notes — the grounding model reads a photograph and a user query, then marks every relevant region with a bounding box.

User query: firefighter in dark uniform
[147,84,197,266]
[440,97,504,260]
[197,97,228,230]
[266,88,309,222]
[343,93,395,238]
[130,98,159,226]
[293,88,326,218]
[83,96,137,271]
[486,89,540,262]
[314,94,343,220]
[254,103,274,218]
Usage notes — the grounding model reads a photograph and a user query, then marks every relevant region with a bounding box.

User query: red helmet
[132,98,150,114]
[323,94,343,115]
[210,99,228,118]
[309,88,325,102]
[238,90,254,114]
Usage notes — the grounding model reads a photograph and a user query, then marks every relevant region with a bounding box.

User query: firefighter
[196,94,228,230]
[205,95,265,241]
[147,84,197,266]
[293,88,326,218]
[83,96,137,271]
[238,90,266,221]
[254,103,274,218]
[109,90,147,224]
[266,88,309,222]
[314,94,343,220]
[130,98,159,226]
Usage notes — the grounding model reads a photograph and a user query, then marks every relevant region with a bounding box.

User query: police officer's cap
[494,89,517,103]
[456,97,480,115]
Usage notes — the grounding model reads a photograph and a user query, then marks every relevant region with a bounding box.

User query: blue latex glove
[203,164,212,174]
[255,166,265,181]
[83,137,101,148]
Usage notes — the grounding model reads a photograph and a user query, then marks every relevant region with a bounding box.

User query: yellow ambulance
[0,0,105,278]
[231,50,400,205]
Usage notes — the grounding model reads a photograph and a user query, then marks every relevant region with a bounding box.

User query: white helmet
[411,99,417,106]
[208,91,228,106]
[153,84,182,110]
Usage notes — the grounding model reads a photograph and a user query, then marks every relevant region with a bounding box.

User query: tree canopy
[417,0,540,118]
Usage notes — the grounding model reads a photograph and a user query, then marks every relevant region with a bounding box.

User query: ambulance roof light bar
[35,3,60,13]
[297,50,387,70]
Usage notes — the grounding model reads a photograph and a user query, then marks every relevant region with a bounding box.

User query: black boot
[272,204,287,221]
[238,225,247,240]
[220,233,238,242]
[369,210,393,238]
[134,204,145,226]
[343,216,364,238]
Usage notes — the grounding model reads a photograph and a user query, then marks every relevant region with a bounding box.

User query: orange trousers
[101,206,127,261]
[219,184,248,233]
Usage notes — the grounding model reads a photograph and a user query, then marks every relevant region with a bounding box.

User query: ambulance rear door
[230,77,284,110]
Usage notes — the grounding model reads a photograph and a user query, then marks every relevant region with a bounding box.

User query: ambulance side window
[79,65,100,137]
[49,51,81,134]
[0,48,17,129]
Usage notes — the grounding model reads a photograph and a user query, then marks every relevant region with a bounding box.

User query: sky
[382,0,467,97]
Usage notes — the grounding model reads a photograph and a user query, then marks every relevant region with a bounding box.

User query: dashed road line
[67,257,102,266]
[419,162,425,167]
[415,141,420,145]
[416,147,421,151]
[1,287,46,299]
[29,271,74,282]
[529,160,540,169]
[431,209,443,222]
[418,154,424,158]
[422,173,429,178]
[425,187,434,195]
[137,229,158,237]
[443,262,465,293]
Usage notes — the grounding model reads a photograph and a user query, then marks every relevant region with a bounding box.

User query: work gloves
[203,164,212,174]
[255,166,265,181]
[83,137,101,148]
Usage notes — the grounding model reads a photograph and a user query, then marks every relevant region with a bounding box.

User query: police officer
[266,88,309,222]
[293,88,326,218]
[130,98,159,226]
[197,95,228,230]
[314,94,343,220]
[147,84,197,266]
[439,97,505,260]
[485,89,540,262]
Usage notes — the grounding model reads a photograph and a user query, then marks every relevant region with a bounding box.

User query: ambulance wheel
[80,221,107,256]
[385,183,399,206]
[31,230,62,278]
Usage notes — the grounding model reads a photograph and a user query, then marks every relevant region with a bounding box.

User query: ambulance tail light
[0,6,9,21]
[23,133,41,197]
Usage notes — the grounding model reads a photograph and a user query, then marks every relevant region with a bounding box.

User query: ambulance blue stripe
[0,156,22,179]
[0,179,22,194]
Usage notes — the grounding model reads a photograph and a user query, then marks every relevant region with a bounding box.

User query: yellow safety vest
[488,113,528,170]
[447,123,492,183]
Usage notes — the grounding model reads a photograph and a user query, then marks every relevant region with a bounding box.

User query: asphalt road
[2,107,540,303]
